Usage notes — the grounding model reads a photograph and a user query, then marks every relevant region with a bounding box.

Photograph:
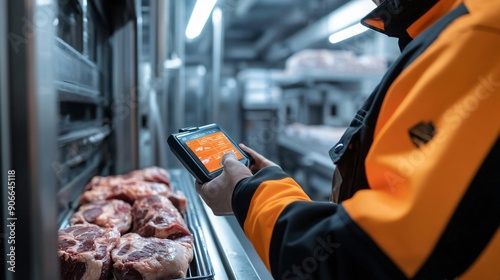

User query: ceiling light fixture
[329,23,369,44]
[212,6,222,24]
[164,54,183,69]
[185,0,218,40]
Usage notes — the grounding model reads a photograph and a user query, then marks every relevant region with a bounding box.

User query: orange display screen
[185,131,244,173]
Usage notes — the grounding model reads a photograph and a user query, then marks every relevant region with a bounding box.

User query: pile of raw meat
[57,167,194,280]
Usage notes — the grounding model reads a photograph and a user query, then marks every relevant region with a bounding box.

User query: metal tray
[171,171,214,279]
[58,169,214,280]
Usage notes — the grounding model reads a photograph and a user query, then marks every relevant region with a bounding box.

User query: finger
[240,143,277,167]
[238,143,266,164]
[221,153,243,174]
[223,157,252,179]
[195,181,203,191]
[196,179,220,199]
[239,143,259,157]
[195,181,208,196]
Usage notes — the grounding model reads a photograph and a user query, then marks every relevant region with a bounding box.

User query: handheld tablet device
[167,124,252,183]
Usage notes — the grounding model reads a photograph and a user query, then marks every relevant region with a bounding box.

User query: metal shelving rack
[273,71,382,200]
[0,1,137,279]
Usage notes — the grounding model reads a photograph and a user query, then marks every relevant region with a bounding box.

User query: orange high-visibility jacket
[232,0,500,279]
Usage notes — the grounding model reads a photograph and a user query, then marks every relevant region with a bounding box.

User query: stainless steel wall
[1,1,59,279]
[0,0,11,276]
[111,21,139,174]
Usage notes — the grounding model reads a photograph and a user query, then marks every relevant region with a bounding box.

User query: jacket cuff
[232,166,289,228]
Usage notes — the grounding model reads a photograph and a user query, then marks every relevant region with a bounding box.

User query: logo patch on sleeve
[409,121,435,148]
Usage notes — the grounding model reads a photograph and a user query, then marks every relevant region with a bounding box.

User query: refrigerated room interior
[0,0,400,279]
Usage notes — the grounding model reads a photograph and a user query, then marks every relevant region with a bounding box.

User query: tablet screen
[185,131,244,173]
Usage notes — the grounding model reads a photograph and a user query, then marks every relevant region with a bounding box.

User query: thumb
[221,152,238,166]
[220,152,252,182]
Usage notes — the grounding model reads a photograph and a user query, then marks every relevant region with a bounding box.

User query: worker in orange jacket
[197,0,500,278]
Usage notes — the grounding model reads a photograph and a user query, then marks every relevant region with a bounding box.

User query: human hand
[195,152,253,215]
[239,143,278,174]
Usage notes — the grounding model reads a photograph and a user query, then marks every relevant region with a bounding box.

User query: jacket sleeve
[232,167,409,279]
[232,18,500,280]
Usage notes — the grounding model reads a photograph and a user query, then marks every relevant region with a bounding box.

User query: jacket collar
[361,0,463,50]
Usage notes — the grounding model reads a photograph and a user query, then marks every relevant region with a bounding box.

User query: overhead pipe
[151,0,169,78]
[148,0,170,168]
[172,0,186,135]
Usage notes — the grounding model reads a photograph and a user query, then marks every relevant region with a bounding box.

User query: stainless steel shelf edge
[56,81,102,103]
[55,37,100,93]
[58,125,111,145]
[276,71,384,86]
[277,135,335,174]
[202,203,270,280]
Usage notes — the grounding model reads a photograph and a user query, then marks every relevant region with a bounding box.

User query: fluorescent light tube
[329,23,369,44]
[164,57,182,69]
[186,0,218,40]
[212,6,222,24]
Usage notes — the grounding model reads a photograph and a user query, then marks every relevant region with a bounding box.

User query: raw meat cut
[112,233,193,280]
[58,224,120,280]
[128,166,171,186]
[84,174,137,191]
[85,167,171,191]
[80,178,187,214]
[70,199,132,234]
[132,195,191,239]
[79,179,170,205]
[166,189,187,214]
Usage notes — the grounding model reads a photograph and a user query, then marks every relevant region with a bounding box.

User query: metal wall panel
[0,0,10,277]
[111,21,139,173]
[3,0,59,279]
